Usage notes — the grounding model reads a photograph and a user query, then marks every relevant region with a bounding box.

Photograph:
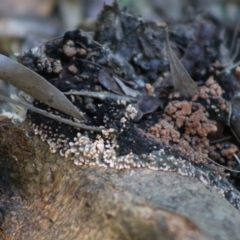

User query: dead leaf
[113,75,140,98]
[138,95,163,113]
[133,95,163,121]
[165,28,198,98]
[98,68,124,95]
[0,54,83,119]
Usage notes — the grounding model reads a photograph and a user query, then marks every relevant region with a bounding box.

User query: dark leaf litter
[21,2,240,210]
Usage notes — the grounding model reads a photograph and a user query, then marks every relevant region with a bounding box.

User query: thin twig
[233,154,240,165]
[231,38,240,63]
[75,57,103,69]
[63,90,136,102]
[206,156,240,173]
[222,60,240,73]
[209,136,232,144]
[0,95,105,132]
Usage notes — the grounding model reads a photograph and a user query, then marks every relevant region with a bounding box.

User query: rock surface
[0,116,240,240]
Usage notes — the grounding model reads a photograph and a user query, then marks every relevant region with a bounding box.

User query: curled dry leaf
[133,95,164,121]
[165,28,198,98]
[99,68,141,97]
[113,75,140,98]
[98,68,124,95]
[0,54,83,120]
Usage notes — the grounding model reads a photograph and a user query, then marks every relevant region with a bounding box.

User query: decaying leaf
[99,68,140,97]
[0,54,83,119]
[113,75,140,98]
[133,95,163,121]
[98,68,124,95]
[165,28,198,98]
[138,95,163,113]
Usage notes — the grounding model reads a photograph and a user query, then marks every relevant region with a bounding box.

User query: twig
[228,103,240,145]
[222,60,240,73]
[0,95,105,132]
[233,154,240,165]
[209,136,232,144]
[206,156,240,173]
[63,90,136,102]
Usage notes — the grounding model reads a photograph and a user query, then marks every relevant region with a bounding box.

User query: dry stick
[0,95,105,132]
[209,136,232,144]
[231,39,240,63]
[223,59,240,73]
[230,124,240,145]
[233,154,240,165]
[76,57,103,69]
[206,156,240,173]
[63,90,136,102]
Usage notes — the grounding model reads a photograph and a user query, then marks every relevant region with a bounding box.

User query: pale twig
[233,154,240,165]
[231,38,240,63]
[222,60,240,73]
[206,156,240,173]
[63,90,136,102]
[0,95,105,132]
[75,57,103,69]
[209,136,232,144]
